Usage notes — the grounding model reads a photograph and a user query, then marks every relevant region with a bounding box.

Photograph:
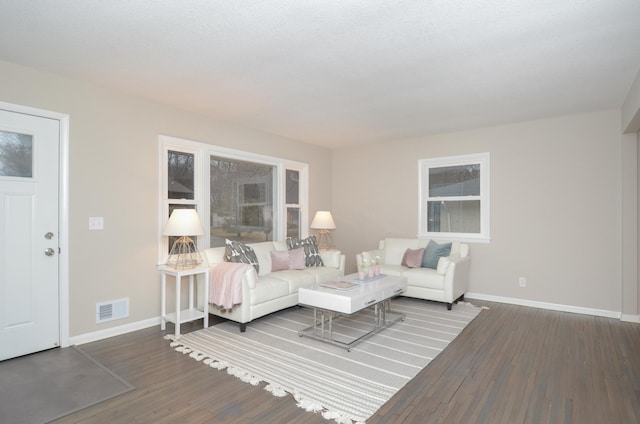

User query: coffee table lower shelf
[298,299,405,351]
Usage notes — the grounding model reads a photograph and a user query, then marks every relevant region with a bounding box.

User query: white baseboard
[69,317,161,346]
[621,314,640,323]
[65,296,640,346]
[465,292,622,320]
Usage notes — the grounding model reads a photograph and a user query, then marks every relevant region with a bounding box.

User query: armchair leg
[240,323,246,332]
[448,294,466,310]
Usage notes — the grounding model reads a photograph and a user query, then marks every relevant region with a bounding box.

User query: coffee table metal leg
[298,301,405,351]
[329,312,333,340]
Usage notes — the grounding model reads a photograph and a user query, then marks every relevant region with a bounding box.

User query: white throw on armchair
[356,237,470,310]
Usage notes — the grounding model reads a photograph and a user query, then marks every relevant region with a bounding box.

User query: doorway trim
[0,101,70,348]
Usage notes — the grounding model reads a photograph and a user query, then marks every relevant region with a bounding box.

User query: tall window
[159,135,308,261]
[285,169,301,239]
[419,153,490,243]
[166,148,200,253]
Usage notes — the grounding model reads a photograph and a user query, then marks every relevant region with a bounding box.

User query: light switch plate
[89,216,104,230]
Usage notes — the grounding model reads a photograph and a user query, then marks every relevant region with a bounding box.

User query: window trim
[418,152,490,243]
[158,135,309,265]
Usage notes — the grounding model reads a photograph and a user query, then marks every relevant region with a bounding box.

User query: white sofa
[198,241,345,331]
[356,238,470,310]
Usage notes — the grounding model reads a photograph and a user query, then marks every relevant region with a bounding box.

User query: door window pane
[210,156,275,247]
[168,150,194,200]
[0,131,33,178]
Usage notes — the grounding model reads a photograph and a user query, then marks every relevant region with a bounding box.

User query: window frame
[158,135,309,265]
[418,152,490,243]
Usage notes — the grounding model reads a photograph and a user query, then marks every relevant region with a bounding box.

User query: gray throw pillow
[286,235,324,267]
[421,240,452,269]
[224,239,259,273]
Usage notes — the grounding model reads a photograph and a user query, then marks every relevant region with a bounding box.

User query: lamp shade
[310,211,336,230]
[162,209,205,236]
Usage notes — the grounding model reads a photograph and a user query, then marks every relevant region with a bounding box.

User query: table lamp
[310,210,336,250]
[163,209,205,269]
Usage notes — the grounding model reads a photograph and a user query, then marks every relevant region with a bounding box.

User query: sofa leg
[447,303,453,311]
[240,323,246,332]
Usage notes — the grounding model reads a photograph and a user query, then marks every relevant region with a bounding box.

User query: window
[168,150,195,200]
[209,155,275,246]
[419,153,490,243]
[164,147,201,254]
[159,135,309,262]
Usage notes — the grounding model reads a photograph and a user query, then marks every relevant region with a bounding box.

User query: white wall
[333,110,624,313]
[0,57,636,340]
[0,60,333,338]
[621,69,640,321]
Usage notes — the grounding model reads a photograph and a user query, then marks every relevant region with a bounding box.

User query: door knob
[45,248,55,256]
[45,232,54,240]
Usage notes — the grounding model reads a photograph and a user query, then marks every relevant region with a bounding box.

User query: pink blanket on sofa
[209,262,253,310]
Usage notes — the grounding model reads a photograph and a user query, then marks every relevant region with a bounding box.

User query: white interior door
[0,109,60,361]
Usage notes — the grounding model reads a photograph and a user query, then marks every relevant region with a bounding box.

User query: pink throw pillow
[401,248,425,268]
[288,247,306,270]
[270,250,290,272]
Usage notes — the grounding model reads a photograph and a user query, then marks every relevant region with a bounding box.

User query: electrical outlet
[89,216,104,230]
[518,277,526,287]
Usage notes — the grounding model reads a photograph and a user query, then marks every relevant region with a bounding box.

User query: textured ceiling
[1,1,639,148]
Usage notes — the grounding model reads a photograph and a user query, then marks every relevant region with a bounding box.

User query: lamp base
[316,229,334,250]
[166,236,203,269]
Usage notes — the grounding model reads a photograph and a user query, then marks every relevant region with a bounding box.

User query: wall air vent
[96,298,129,324]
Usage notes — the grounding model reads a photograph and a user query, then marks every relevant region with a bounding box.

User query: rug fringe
[458,300,490,310]
[294,392,324,413]
[189,351,205,361]
[264,384,288,397]
[322,409,364,424]
[294,392,365,424]
[168,341,264,387]
[164,334,182,344]
[209,360,228,370]
[228,366,261,386]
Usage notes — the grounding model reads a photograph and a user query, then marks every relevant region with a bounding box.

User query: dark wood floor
[53,300,640,424]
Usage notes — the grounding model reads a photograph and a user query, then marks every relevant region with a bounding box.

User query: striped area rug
[167,297,482,424]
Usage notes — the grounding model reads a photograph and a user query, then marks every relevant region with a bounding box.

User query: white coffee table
[298,274,408,351]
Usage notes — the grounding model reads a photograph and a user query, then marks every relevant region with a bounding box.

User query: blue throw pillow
[421,240,452,269]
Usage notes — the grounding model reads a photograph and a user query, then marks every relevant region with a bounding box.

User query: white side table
[160,265,209,338]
